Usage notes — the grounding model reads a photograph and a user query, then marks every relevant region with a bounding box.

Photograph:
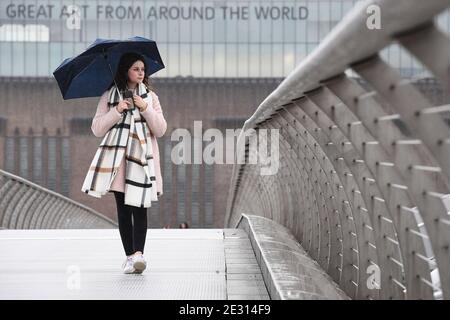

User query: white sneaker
[122,256,135,274]
[133,253,147,273]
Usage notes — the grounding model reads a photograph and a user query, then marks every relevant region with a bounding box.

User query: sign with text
[1,1,309,21]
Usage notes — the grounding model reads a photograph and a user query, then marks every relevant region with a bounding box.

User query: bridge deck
[0,228,269,300]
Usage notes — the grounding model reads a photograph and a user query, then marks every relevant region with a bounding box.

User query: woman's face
[127,60,145,85]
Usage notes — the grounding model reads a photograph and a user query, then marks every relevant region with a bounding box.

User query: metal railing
[0,169,117,229]
[225,0,450,299]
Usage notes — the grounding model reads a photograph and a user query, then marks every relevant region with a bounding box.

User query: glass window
[50,42,63,76]
[295,42,307,65]
[284,19,295,43]
[226,43,237,77]
[191,20,203,43]
[167,43,179,77]
[248,7,260,43]
[214,44,225,77]
[12,42,25,76]
[259,5,272,43]
[306,20,319,43]
[24,43,37,77]
[179,19,191,42]
[4,0,445,79]
[62,42,75,64]
[49,19,63,42]
[148,20,155,39]
[191,44,202,77]
[156,16,168,42]
[272,44,283,77]
[167,19,179,42]
[155,42,168,77]
[342,0,356,16]
[249,44,260,77]
[436,8,450,30]
[36,43,49,77]
[203,44,214,77]
[179,44,191,76]
[214,43,225,77]
[283,44,295,75]
[260,43,271,77]
[84,20,99,42]
[203,20,214,42]
[296,20,307,42]
[319,21,332,40]
[307,0,319,21]
[119,17,134,39]
[0,42,12,76]
[225,17,238,43]
[237,19,249,44]
[237,44,249,77]
[331,1,344,21]
[306,43,316,56]
[214,16,225,43]
[319,1,331,22]
[60,14,79,42]
[73,42,86,57]
[108,17,122,39]
[381,44,400,71]
[271,1,284,42]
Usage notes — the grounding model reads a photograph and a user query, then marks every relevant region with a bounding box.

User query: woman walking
[82,52,167,274]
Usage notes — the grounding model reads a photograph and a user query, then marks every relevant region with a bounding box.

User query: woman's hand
[133,94,148,112]
[116,100,131,113]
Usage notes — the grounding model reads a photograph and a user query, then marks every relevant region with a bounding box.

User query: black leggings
[112,191,148,256]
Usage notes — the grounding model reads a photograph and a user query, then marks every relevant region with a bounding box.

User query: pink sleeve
[140,91,167,138]
[91,91,123,138]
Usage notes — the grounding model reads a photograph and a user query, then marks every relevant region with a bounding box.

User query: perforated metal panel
[0,229,269,300]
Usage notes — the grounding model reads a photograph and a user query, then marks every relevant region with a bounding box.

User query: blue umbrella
[53,36,165,100]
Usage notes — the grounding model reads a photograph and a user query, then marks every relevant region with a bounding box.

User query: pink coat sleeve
[140,91,167,138]
[91,91,123,138]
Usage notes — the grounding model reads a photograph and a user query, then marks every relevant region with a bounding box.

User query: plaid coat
[82,82,167,206]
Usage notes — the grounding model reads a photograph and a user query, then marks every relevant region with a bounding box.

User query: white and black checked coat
[81,82,159,208]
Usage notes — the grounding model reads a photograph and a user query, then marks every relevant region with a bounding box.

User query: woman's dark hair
[107,52,154,92]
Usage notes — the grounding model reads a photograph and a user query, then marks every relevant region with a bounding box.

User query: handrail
[0,169,117,229]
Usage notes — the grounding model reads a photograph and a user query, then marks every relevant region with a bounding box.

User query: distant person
[164,224,171,229]
[179,222,189,229]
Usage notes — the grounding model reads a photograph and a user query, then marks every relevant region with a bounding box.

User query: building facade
[1,0,449,227]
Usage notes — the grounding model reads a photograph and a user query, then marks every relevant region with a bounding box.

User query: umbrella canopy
[53,36,165,100]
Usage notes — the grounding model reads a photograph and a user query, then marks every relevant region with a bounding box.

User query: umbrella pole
[102,48,121,98]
